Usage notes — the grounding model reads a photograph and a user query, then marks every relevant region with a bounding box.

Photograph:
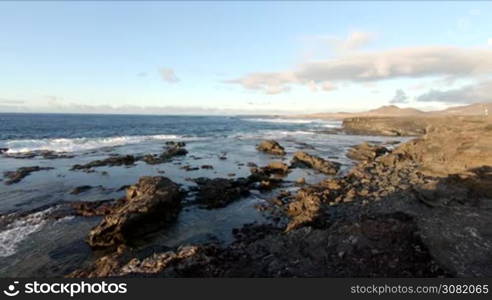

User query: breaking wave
[2,134,185,154]
[0,208,53,257]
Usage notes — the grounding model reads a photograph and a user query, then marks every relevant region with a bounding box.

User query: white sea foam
[243,118,317,124]
[3,134,185,154]
[244,117,342,127]
[0,208,53,257]
[231,129,316,140]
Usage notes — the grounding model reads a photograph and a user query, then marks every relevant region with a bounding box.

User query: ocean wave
[0,208,53,257]
[2,134,185,154]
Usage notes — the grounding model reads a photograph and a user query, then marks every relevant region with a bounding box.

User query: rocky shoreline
[61,115,492,277]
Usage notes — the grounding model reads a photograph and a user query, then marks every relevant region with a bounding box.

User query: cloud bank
[390,89,409,104]
[416,80,492,104]
[227,46,492,96]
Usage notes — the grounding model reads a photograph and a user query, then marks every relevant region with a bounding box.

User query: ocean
[0,113,402,277]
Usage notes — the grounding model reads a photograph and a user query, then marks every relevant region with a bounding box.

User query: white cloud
[338,31,375,51]
[416,80,492,104]
[159,68,180,83]
[488,38,492,46]
[0,98,25,105]
[227,46,492,95]
[389,89,409,104]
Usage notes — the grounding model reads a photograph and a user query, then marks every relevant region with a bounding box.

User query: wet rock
[69,245,202,278]
[0,148,8,154]
[346,142,389,162]
[71,199,122,217]
[40,150,75,159]
[201,165,214,169]
[4,150,74,159]
[71,155,136,171]
[142,143,188,165]
[192,177,251,209]
[87,176,182,248]
[180,165,199,171]
[247,162,257,168]
[285,187,325,231]
[70,185,95,195]
[256,140,286,156]
[250,161,290,181]
[291,151,340,175]
[165,141,186,147]
[3,166,54,185]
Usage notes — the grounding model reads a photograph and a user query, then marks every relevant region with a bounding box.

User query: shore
[63,114,492,277]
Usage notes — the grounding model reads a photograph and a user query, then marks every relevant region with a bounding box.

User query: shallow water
[0,114,405,277]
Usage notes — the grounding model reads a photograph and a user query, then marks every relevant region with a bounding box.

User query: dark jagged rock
[180,165,199,171]
[256,140,286,156]
[201,165,214,169]
[346,142,389,162]
[248,161,290,190]
[71,199,122,217]
[3,166,54,184]
[192,177,251,209]
[71,155,136,171]
[40,150,75,159]
[0,148,9,154]
[249,161,289,180]
[70,185,95,195]
[165,141,186,147]
[142,143,188,165]
[87,176,182,248]
[4,150,74,159]
[68,245,201,278]
[290,151,340,175]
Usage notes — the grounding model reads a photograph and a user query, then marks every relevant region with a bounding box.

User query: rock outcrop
[142,142,188,165]
[343,116,427,136]
[346,142,389,162]
[3,166,54,185]
[256,140,286,156]
[290,151,340,175]
[87,176,182,248]
[192,177,251,209]
[71,155,136,171]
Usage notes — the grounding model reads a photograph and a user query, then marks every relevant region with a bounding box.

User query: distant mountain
[294,102,490,119]
[364,105,425,116]
[431,102,491,116]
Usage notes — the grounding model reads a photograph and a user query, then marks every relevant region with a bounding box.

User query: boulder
[346,142,389,161]
[71,155,136,171]
[87,176,182,248]
[291,151,340,175]
[142,143,187,165]
[192,177,251,209]
[256,140,286,156]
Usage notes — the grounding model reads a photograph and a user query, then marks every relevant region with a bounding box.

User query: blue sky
[1,1,491,114]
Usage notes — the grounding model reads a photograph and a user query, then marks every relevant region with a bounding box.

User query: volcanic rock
[87,176,182,248]
[291,151,340,175]
[256,140,286,156]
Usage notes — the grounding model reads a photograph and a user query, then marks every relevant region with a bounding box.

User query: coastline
[65,114,492,277]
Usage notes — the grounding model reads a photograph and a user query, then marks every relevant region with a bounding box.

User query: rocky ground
[23,115,492,278]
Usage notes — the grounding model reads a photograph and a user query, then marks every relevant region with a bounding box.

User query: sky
[1,1,492,115]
